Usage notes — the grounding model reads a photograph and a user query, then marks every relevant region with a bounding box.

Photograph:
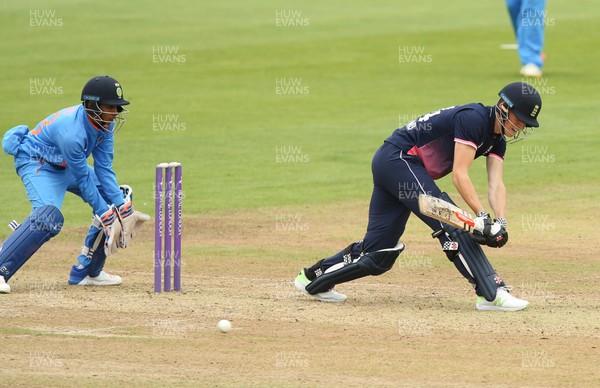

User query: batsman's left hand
[471,218,508,248]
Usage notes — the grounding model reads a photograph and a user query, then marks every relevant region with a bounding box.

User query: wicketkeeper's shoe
[476,286,529,311]
[294,269,347,303]
[68,265,122,286]
[0,277,11,294]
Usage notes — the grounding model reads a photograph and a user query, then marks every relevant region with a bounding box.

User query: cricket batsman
[294,82,542,311]
[0,75,148,294]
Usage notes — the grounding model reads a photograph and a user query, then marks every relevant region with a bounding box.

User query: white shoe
[476,286,529,311]
[76,271,122,286]
[0,277,10,294]
[294,269,347,303]
[520,63,542,78]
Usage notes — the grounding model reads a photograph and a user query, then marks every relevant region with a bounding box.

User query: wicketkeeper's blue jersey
[16,104,122,215]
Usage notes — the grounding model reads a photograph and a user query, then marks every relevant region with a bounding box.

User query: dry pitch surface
[0,199,598,387]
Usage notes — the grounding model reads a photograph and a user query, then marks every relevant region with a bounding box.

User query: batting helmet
[498,82,541,127]
[81,75,130,108]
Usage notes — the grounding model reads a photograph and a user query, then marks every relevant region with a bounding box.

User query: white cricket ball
[217,319,232,333]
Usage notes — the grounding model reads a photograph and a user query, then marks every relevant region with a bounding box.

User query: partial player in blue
[506,0,547,77]
[0,76,145,294]
[294,82,542,311]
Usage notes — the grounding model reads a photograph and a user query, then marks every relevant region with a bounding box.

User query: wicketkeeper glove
[116,202,151,248]
[96,205,122,256]
[119,184,133,203]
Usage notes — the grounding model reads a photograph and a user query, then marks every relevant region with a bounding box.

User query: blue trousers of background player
[506,0,547,68]
[319,142,473,282]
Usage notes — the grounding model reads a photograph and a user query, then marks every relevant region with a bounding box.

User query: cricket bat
[418,194,482,233]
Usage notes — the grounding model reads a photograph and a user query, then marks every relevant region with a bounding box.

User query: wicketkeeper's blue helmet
[81,75,130,109]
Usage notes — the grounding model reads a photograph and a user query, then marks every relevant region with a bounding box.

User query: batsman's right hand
[471,218,508,248]
[96,205,122,256]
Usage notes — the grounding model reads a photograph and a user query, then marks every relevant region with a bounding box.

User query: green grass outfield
[0,1,598,225]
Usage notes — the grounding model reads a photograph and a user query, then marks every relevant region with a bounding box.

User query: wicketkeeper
[294,82,542,311]
[0,76,149,294]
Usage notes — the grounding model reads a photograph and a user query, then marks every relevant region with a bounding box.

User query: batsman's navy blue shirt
[385,103,506,179]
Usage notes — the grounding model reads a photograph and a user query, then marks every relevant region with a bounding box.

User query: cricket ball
[217,319,232,333]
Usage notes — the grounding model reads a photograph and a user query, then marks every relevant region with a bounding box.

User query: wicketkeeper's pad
[0,205,63,281]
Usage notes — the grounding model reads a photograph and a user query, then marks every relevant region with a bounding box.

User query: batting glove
[472,217,508,248]
[495,217,507,229]
[473,211,489,233]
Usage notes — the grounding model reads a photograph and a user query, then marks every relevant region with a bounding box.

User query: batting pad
[437,193,504,301]
[0,205,63,281]
[445,226,505,301]
[305,243,404,295]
